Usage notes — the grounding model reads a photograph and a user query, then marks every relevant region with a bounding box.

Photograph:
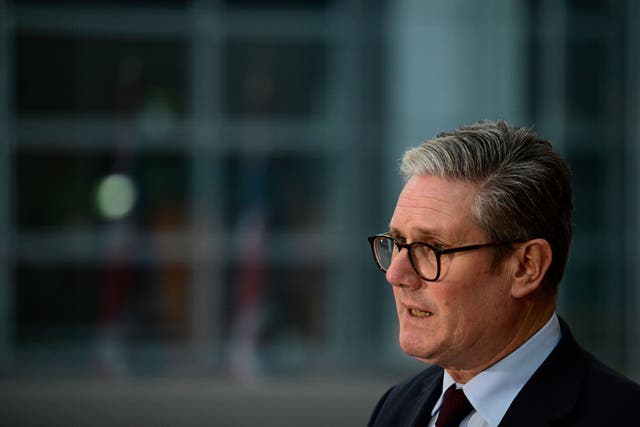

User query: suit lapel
[369,366,443,427]
[408,368,443,427]
[499,318,586,426]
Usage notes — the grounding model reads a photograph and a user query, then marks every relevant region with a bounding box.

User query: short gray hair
[401,120,572,292]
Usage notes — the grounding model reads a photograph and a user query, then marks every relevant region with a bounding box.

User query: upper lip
[402,301,432,313]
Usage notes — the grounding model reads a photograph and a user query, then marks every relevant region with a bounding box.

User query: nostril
[390,280,409,289]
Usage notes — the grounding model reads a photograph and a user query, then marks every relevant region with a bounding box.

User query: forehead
[390,175,481,240]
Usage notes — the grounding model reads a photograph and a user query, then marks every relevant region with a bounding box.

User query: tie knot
[435,384,474,427]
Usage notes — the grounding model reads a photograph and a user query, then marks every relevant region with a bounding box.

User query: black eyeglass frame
[367,234,519,282]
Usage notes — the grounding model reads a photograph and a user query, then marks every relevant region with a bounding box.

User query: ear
[510,239,552,299]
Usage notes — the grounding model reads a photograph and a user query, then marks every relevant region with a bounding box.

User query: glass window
[12,0,186,4]
[222,265,327,374]
[566,39,606,120]
[15,34,186,117]
[223,153,327,232]
[222,39,327,118]
[16,148,188,230]
[15,264,191,346]
[224,0,331,8]
[565,147,605,234]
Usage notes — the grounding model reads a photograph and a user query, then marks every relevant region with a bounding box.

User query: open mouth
[409,308,433,318]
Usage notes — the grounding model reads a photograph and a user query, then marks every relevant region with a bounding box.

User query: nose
[385,247,422,289]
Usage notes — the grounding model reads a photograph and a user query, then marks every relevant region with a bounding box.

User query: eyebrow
[387,226,449,242]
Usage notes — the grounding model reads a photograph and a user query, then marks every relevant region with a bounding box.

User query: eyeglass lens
[375,236,396,269]
[373,236,439,280]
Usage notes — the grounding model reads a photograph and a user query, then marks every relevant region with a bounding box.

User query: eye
[432,242,445,251]
[387,232,406,244]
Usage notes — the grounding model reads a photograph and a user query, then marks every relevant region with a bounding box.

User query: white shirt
[427,314,562,427]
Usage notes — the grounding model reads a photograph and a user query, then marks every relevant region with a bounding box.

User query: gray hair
[401,120,572,292]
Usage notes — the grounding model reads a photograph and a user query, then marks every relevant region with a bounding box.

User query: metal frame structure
[1,0,371,376]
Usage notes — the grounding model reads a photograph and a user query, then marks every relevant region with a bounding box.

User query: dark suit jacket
[368,319,640,426]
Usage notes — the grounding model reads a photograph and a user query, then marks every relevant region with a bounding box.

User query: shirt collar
[431,314,561,427]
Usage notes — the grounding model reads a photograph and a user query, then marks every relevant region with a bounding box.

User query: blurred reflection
[228,157,269,380]
[95,174,137,220]
[227,47,274,380]
[95,53,142,376]
[223,40,326,118]
[95,53,187,376]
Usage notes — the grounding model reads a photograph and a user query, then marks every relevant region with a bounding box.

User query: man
[367,120,640,426]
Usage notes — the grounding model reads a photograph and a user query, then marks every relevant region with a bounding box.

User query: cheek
[437,280,492,329]
[448,279,512,334]
[440,295,468,333]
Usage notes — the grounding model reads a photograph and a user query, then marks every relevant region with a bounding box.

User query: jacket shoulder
[501,319,640,426]
[570,351,640,422]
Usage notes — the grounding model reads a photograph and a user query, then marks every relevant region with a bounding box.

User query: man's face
[387,174,517,370]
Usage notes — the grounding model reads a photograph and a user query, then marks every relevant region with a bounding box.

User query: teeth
[410,309,432,317]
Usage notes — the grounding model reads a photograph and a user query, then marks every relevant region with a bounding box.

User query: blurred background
[1,0,640,425]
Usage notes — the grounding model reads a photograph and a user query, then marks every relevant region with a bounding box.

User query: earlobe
[510,239,553,299]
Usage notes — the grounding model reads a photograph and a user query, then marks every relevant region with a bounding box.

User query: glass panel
[223,153,327,231]
[15,34,186,116]
[566,147,605,234]
[16,148,188,230]
[12,263,189,377]
[224,0,331,8]
[567,0,609,14]
[561,261,625,367]
[222,265,326,375]
[13,0,186,4]
[15,264,190,343]
[223,39,327,118]
[565,39,606,120]
[524,36,541,119]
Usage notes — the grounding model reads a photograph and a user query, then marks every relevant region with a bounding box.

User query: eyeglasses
[367,234,516,282]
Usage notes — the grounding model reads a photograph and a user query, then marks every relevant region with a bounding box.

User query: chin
[399,333,436,361]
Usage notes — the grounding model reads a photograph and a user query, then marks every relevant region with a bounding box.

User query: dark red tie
[434,384,474,427]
